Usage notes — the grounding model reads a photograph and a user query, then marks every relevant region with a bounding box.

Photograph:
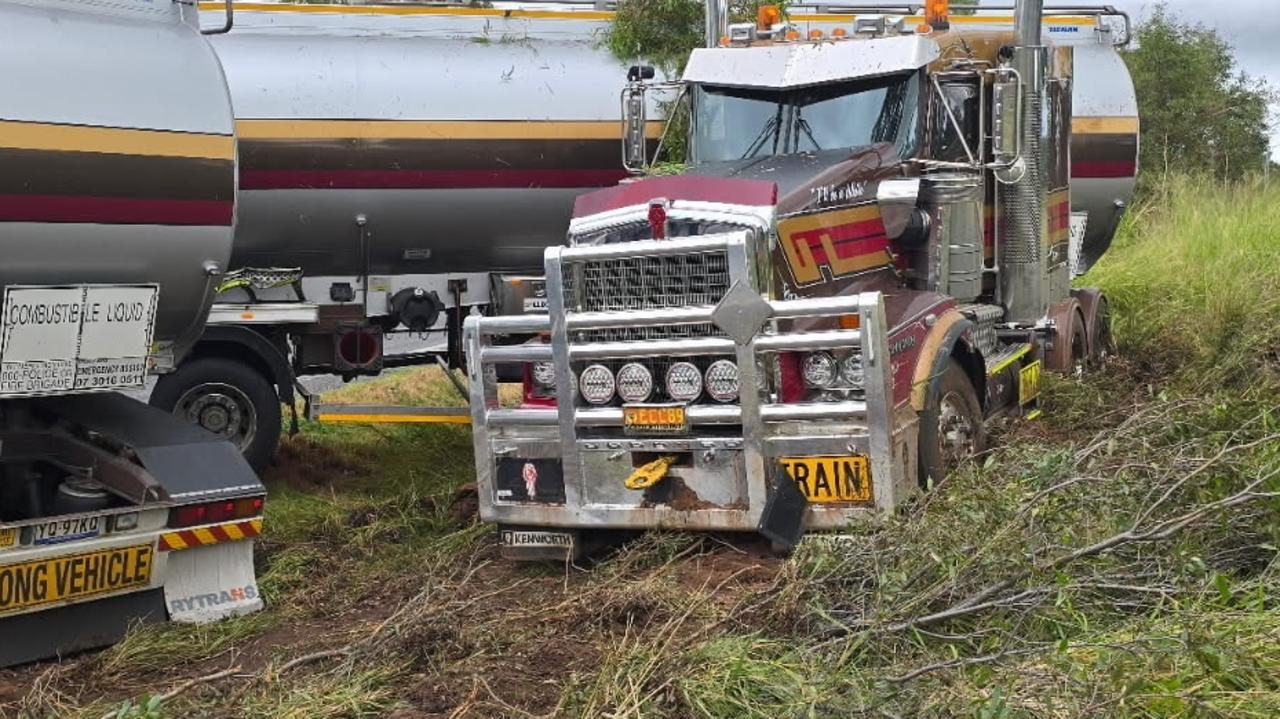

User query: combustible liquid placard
[0,284,158,397]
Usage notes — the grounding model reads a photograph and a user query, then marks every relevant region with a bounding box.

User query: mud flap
[163,540,263,623]
[757,463,807,552]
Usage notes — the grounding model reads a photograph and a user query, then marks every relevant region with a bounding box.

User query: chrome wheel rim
[938,391,977,465]
[176,382,257,451]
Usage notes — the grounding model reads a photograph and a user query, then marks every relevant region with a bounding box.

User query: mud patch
[266,434,371,490]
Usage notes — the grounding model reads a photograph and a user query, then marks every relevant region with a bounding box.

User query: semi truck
[463,0,1139,558]
[0,0,264,666]
[149,2,662,469]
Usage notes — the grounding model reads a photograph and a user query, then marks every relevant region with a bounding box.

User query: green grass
[1083,174,1280,386]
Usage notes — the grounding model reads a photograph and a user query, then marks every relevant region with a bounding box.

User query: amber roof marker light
[757,4,781,31]
[925,0,951,31]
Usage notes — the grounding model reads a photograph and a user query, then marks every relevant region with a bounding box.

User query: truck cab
[464,1,1134,558]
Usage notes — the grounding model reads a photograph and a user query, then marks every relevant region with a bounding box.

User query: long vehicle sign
[0,544,153,615]
[0,284,158,397]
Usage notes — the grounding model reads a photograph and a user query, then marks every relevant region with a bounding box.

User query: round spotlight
[704,360,740,402]
[665,362,703,402]
[531,361,556,388]
[616,363,654,403]
[840,354,865,389]
[578,364,615,405]
[801,351,838,389]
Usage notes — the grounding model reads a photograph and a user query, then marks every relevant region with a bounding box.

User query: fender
[191,325,296,407]
[909,309,985,413]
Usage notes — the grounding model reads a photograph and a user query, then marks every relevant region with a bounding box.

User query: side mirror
[621,73,652,174]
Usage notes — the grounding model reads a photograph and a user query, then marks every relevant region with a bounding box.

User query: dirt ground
[0,432,791,719]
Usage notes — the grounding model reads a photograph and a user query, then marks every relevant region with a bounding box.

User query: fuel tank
[0,0,236,358]
[206,4,650,278]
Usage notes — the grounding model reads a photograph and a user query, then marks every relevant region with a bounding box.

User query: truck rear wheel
[918,359,986,489]
[150,357,281,471]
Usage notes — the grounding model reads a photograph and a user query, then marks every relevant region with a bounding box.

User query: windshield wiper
[795,113,822,151]
[739,104,785,160]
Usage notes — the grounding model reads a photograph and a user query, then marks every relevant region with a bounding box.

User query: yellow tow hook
[625,455,679,491]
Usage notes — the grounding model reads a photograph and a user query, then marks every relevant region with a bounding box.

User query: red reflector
[648,199,668,240]
[778,352,805,403]
[169,504,207,528]
[206,500,237,523]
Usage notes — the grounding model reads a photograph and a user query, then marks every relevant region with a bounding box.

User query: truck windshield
[690,73,920,163]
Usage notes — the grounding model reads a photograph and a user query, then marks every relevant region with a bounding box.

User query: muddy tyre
[918,360,986,489]
[150,357,281,471]
[1087,297,1113,368]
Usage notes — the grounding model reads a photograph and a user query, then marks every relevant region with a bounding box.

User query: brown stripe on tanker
[237,119,662,190]
[0,120,234,225]
[1071,117,1139,179]
[0,148,233,202]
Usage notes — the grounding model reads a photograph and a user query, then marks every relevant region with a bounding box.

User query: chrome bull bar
[464,232,907,532]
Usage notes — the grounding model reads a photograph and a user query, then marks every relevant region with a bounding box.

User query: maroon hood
[572,175,777,218]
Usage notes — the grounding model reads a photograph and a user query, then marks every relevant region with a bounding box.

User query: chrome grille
[562,249,735,411]
[562,251,731,314]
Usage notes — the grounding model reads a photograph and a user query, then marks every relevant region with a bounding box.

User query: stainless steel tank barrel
[206,5,651,279]
[0,0,237,360]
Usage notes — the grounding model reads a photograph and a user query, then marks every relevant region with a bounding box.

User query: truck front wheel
[918,360,986,489]
[150,357,281,471]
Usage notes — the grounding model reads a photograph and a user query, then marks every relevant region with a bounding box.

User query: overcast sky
[982,0,1279,159]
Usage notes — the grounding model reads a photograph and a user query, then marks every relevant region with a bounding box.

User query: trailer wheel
[150,357,281,471]
[918,359,986,489]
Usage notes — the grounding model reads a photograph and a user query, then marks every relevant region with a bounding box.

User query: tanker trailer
[151,2,663,469]
[0,0,264,666]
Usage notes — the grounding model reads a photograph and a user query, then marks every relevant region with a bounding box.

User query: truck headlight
[801,351,838,389]
[578,364,616,405]
[531,361,556,388]
[704,360,740,402]
[616,363,654,403]
[665,362,703,402]
[840,354,865,390]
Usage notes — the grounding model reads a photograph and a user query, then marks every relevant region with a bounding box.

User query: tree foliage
[1122,5,1274,181]
[606,0,788,75]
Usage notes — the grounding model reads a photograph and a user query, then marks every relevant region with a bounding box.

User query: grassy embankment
[5,175,1280,719]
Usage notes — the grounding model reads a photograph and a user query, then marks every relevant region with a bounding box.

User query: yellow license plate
[0,544,153,615]
[623,404,688,435]
[781,456,873,504]
[0,528,15,549]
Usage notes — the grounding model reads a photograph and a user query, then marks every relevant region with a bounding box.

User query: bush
[1082,174,1280,387]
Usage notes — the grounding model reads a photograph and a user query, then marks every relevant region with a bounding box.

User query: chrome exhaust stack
[998,0,1049,324]
[705,0,728,48]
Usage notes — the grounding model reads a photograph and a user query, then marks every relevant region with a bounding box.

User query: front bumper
[465,233,916,534]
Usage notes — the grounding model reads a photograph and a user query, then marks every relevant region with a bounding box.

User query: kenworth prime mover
[464,0,1139,558]
[0,0,264,665]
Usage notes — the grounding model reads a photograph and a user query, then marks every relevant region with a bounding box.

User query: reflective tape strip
[158,518,264,552]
